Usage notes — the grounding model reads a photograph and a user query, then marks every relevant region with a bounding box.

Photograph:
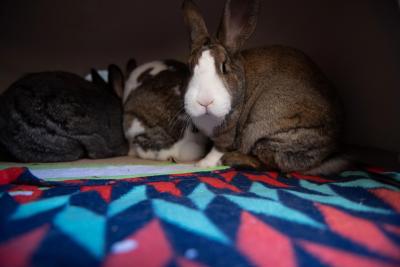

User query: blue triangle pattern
[188,183,216,210]
[249,182,279,201]
[107,185,147,217]
[152,199,230,244]
[54,205,106,259]
[286,190,392,214]
[1,167,399,267]
[332,179,398,191]
[11,195,70,220]
[224,194,325,229]
[298,180,337,195]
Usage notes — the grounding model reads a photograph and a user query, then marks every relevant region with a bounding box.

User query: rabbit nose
[197,99,214,108]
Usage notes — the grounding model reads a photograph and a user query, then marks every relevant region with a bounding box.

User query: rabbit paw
[195,158,222,168]
[221,151,263,169]
[195,147,224,168]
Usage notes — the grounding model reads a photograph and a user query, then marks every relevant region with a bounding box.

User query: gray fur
[0,71,128,162]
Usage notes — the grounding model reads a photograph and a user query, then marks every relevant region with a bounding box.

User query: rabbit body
[120,60,209,162]
[0,72,128,162]
[217,46,342,172]
[182,0,346,173]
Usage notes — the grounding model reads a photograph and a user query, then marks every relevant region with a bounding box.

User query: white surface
[28,164,222,180]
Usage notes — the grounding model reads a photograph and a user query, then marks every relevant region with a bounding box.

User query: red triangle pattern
[0,225,48,267]
[62,179,85,185]
[176,257,208,267]
[316,203,400,260]
[104,219,172,267]
[299,240,398,267]
[370,188,400,212]
[245,173,291,188]
[123,177,146,183]
[237,211,297,267]
[199,177,241,192]
[290,172,332,183]
[0,167,25,185]
[218,171,238,183]
[266,171,279,179]
[149,181,182,197]
[81,185,112,202]
[9,185,43,204]
[366,167,386,174]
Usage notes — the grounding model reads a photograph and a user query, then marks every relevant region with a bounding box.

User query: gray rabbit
[0,69,128,162]
[182,0,347,174]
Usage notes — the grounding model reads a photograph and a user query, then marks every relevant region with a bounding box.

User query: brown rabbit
[110,59,209,162]
[182,0,347,174]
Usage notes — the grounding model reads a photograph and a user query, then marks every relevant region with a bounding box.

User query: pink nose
[197,99,214,108]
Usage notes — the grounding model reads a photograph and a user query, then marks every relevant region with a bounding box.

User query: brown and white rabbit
[111,59,209,162]
[182,0,347,174]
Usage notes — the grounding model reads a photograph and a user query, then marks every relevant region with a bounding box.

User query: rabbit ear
[108,64,124,98]
[126,58,137,74]
[217,0,260,54]
[182,0,209,49]
[91,69,107,88]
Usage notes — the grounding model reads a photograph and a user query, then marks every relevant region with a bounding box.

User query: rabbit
[109,59,210,162]
[181,0,348,174]
[0,69,128,163]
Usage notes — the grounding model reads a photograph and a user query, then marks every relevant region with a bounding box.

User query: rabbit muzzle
[184,50,232,136]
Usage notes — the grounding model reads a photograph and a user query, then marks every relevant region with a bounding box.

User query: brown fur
[121,60,192,151]
[124,68,187,149]
[182,0,345,173]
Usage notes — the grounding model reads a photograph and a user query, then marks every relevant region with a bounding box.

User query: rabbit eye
[221,61,229,75]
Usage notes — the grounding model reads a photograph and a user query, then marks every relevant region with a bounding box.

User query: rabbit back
[0,72,128,162]
[238,46,343,172]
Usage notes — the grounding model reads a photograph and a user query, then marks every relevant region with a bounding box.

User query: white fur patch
[124,119,145,140]
[195,147,224,168]
[85,70,109,82]
[174,126,208,162]
[124,119,146,157]
[192,115,224,137]
[185,50,231,137]
[132,126,208,162]
[123,61,168,103]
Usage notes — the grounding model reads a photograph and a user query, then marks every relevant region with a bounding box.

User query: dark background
[1,0,399,155]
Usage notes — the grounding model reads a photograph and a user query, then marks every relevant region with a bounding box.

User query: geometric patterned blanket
[0,167,399,267]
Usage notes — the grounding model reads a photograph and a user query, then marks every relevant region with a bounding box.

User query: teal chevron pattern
[224,194,325,229]
[1,167,399,267]
[11,195,70,220]
[54,205,106,258]
[107,185,147,217]
[249,182,280,201]
[188,183,216,210]
[152,199,230,244]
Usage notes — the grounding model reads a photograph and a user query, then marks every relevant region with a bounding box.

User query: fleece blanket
[0,166,399,267]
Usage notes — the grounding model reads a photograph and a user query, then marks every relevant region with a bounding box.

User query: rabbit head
[182,0,260,136]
